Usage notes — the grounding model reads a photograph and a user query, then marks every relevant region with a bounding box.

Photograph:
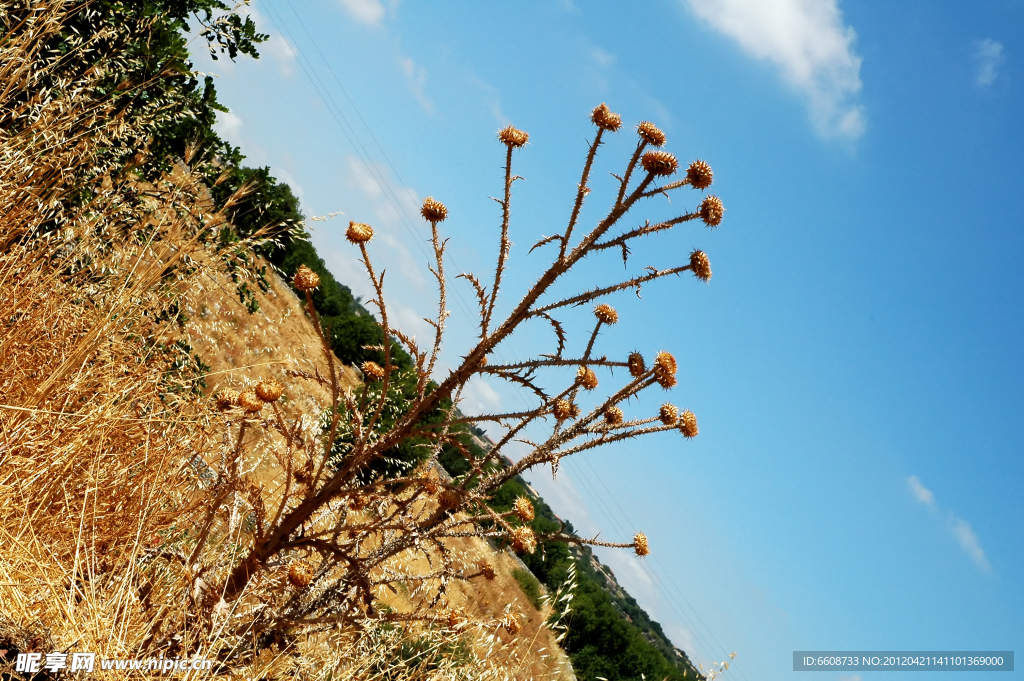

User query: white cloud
[400,56,433,112]
[684,0,866,139]
[214,110,244,146]
[338,0,386,25]
[975,39,1004,86]
[460,378,502,416]
[590,47,617,67]
[907,474,936,510]
[907,475,991,573]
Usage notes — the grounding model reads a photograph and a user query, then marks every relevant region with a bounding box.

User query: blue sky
[191,2,1023,679]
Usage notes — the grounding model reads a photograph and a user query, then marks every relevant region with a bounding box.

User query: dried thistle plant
[182,101,726,649]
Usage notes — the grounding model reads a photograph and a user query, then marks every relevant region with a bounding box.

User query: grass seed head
[293,264,320,291]
[686,159,714,190]
[238,390,263,413]
[634,532,650,557]
[255,378,283,403]
[513,496,535,522]
[699,194,725,227]
[577,365,599,390]
[680,409,699,438]
[642,150,679,176]
[637,121,666,147]
[346,221,375,244]
[591,102,623,132]
[604,405,624,426]
[659,403,679,425]
[689,249,712,283]
[421,196,448,223]
[502,612,521,635]
[498,125,529,148]
[594,303,618,325]
[361,361,385,381]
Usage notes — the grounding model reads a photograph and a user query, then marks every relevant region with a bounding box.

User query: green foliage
[511,568,544,610]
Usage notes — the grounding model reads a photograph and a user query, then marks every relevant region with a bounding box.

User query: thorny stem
[559,127,605,262]
[615,140,648,208]
[422,220,447,396]
[304,289,339,490]
[484,143,516,335]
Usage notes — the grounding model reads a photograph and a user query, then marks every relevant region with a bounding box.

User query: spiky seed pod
[659,403,679,425]
[510,526,537,554]
[216,389,240,410]
[346,221,374,244]
[288,560,313,587]
[641,150,679,176]
[293,264,320,291]
[689,249,712,283]
[348,495,366,511]
[653,351,678,389]
[361,361,385,381]
[604,405,624,426]
[439,488,461,510]
[628,351,646,378]
[502,612,521,635]
[634,532,650,557]
[577,365,599,391]
[513,496,535,522]
[498,125,529,148]
[552,399,574,421]
[591,102,623,132]
[637,121,666,147]
[479,559,496,581]
[570,402,581,418]
[443,608,465,630]
[680,409,699,438]
[479,355,489,368]
[594,303,618,325]
[255,379,283,403]
[421,197,448,222]
[421,474,441,496]
[686,159,713,190]
[237,390,263,413]
[699,194,724,227]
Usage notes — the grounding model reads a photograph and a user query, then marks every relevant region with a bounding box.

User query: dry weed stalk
[192,104,725,650]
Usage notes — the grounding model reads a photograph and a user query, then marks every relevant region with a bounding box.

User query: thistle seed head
[479,559,496,580]
[634,532,650,557]
[237,390,263,413]
[641,150,679,176]
[502,612,521,635]
[637,121,666,147]
[653,351,678,390]
[498,125,529,148]
[421,473,441,496]
[255,379,283,403]
[361,361,385,381]
[421,197,448,223]
[288,560,313,588]
[552,399,575,421]
[216,389,240,410]
[659,403,679,425]
[510,526,537,554]
[594,303,618,325]
[577,365,599,391]
[604,405,624,426]
[591,103,623,132]
[628,351,646,378]
[680,409,699,438]
[689,249,712,283]
[699,194,724,228]
[513,496,535,522]
[439,488,462,510]
[293,264,320,291]
[346,221,374,244]
[686,159,713,190]
[443,607,465,630]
